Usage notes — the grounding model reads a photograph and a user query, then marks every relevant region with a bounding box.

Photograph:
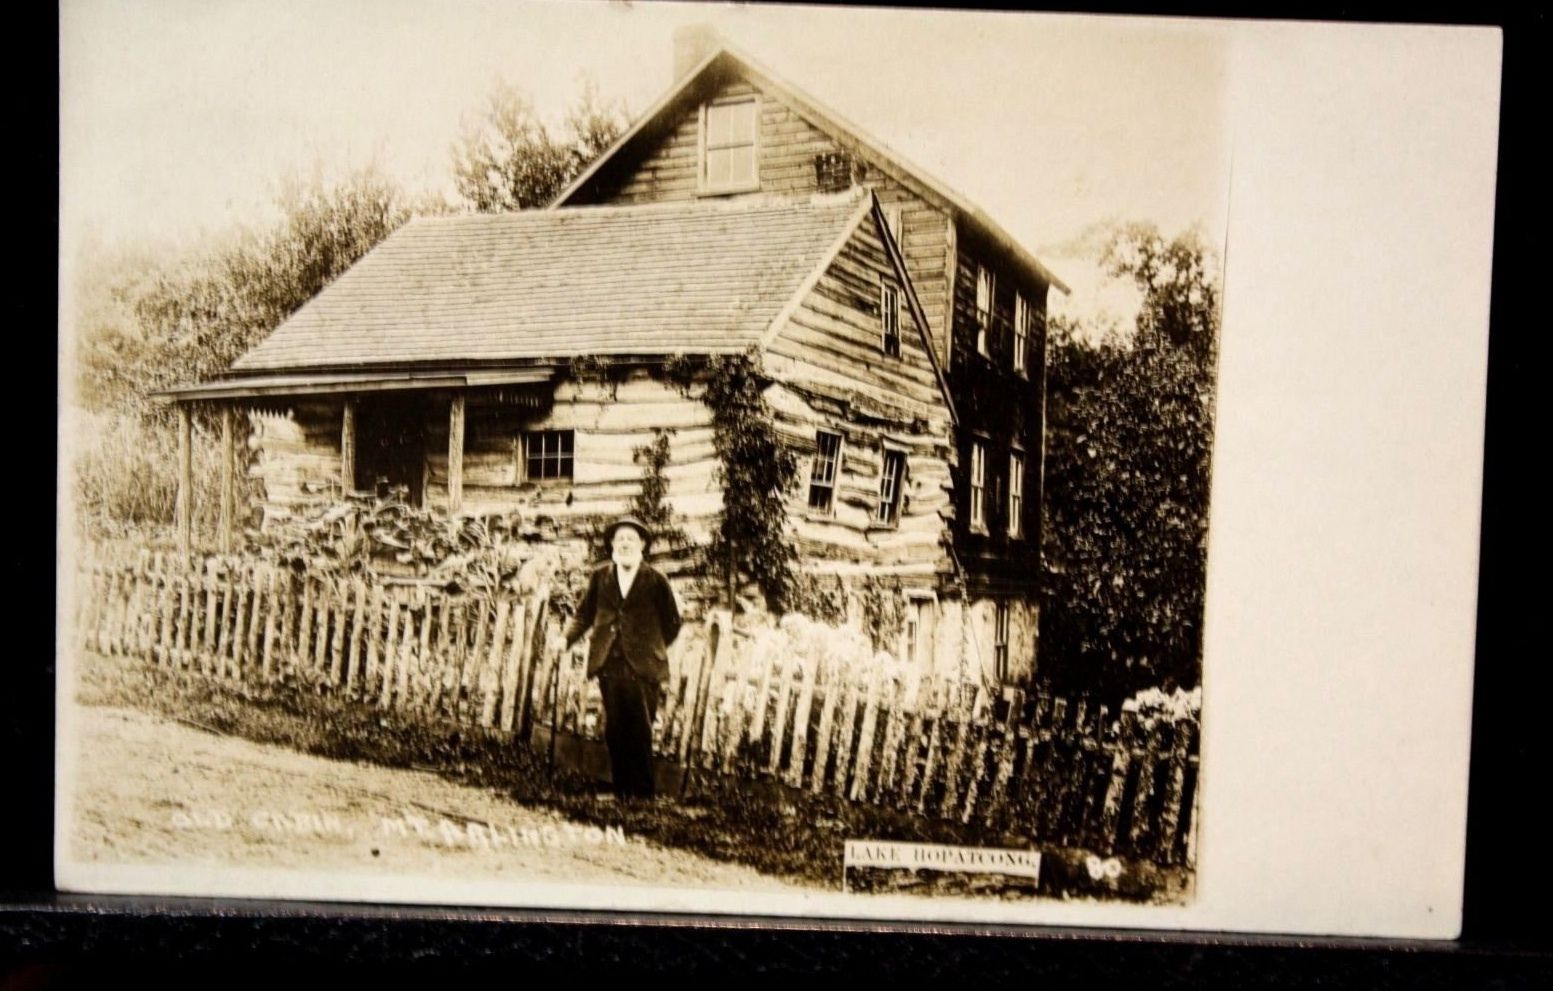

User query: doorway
[354,394,429,506]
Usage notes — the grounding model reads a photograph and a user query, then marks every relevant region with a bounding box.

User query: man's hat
[604,515,653,547]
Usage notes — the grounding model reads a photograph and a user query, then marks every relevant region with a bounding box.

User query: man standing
[564,516,682,800]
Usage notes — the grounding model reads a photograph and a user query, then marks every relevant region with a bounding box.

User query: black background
[11,3,1548,985]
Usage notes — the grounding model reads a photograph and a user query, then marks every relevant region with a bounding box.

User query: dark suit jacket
[563,562,682,682]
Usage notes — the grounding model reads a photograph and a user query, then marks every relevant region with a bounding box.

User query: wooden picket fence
[73,543,1198,867]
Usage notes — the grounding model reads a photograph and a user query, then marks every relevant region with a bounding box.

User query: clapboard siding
[582,76,954,364]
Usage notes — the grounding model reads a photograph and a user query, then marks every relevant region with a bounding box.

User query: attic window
[880,281,901,357]
[701,97,759,194]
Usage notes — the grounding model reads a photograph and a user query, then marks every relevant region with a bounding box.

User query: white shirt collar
[615,563,639,597]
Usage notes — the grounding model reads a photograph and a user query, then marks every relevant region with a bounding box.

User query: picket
[244,564,264,674]
[500,601,527,732]
[915,694,947,816]
[958,686,995,824]
[876,666,919,802]
[173,569,194,670]
[848,660,887,803]
[785,655,818,789]
[831,670,863,799]
[767,651,795,778]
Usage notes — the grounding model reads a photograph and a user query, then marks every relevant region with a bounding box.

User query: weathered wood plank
[875,665,919,802]
[1098,709,1137,852]
[982,687,1025,829]
[480,600,511,728]
[500,602,527,732]
[259,568,279,681]
[808,658,841,794]
[295,577,314,674]
[344,578,366,695]
[394,589,418,712]
[363,584,385,697]
[327,577,348,685]
[831,669,864,799]
[447,394,465,513]
[340,398,357,493]
[200,560,220,673]
[958,687,995,823]
[379,590,401,708]
[229,568,250,679]
[848,661,887,802]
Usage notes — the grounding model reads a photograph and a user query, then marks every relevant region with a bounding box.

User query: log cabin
[159,29,1066,686]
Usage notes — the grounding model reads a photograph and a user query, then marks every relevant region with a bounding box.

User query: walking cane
[547,639,566,778]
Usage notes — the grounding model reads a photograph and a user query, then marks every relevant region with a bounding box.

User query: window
[877,449,907,525]
[880,282,901,357]
[993,600,1011,681]
[520,430,574,482]
[1014,293,1031,375]
[969,441,987,532]
[701,97,758,193]
[1008,450,1025,539]
[975,265,994,357]
[808,430,843,513]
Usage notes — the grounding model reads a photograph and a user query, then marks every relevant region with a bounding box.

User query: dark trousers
[597,647,661,799]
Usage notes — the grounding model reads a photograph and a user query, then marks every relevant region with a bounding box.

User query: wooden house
[161,30,1066,685]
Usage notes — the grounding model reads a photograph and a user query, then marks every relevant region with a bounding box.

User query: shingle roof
[231,190,870,373]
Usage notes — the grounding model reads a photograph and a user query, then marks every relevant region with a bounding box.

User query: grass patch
[75,650,1190,902]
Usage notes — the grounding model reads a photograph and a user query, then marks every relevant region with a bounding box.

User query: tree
[71,166,413,538]
[451,78,627,212]
[1039,223,1220,701]
[74,165,412,418]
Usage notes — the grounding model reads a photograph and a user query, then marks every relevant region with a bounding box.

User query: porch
[156,368,558,554]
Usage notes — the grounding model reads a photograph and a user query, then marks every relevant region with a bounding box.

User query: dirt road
[65,704,805,892]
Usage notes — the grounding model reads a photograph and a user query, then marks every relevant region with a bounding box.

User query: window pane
[707,104,731,145]
[878,450,905,523]
[523,431,574,481]
[728,100,756,144]
[707,148,732,185]
[728,146,755,184]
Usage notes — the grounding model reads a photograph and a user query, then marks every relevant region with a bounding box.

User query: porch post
[340,398,357,495]
[447,393,465,513]
[175,404,193,555]
[219,405,236,553]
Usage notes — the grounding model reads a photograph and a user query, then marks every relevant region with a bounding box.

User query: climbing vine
[856,574,906,651]
[630,427,686,553]
[665,350,800,611]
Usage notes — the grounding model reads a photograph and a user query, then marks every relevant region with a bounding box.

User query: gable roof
[229,190,873,374]
[551,44,1069,295]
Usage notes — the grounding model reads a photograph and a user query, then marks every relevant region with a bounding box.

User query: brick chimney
[672,23,722,82]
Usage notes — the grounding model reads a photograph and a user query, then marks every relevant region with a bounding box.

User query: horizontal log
[763,353,942,423]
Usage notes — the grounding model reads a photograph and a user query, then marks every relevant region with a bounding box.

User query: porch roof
[154,367,556,403]
[228,190,871,374]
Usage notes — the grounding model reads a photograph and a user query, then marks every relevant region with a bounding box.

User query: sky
[60,0,1231,300]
